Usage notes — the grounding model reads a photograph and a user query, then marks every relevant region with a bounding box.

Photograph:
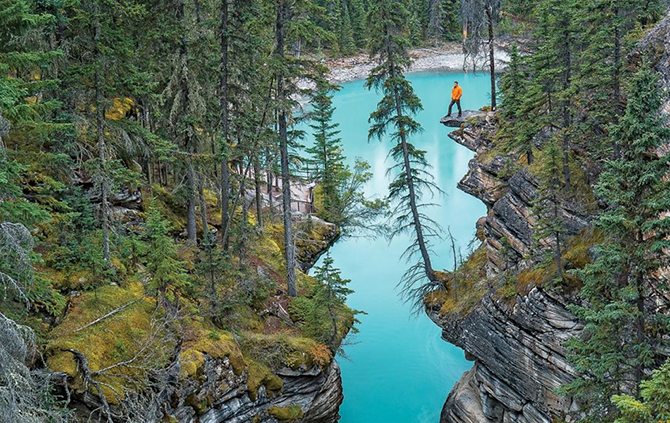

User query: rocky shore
[323,43,510,84]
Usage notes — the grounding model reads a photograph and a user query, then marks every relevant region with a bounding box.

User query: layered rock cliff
[170,357,343,423]
[429,12,670,422]
[427,115,588,423]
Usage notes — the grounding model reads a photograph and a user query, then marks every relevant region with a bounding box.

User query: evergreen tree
[306,82,347,221]
[143,205,189,300]
[462,0,502,109]
[273,0,327,297]
[613,360,670,423]
[564,66,670,423]
[498,46,541,164]
[337,0,356,56]
[161,0,206,245]
[575,0,664,155]
[349,0,368,48]
[311,253,355,349]
[532,139,566,283]
[366,0,441,293]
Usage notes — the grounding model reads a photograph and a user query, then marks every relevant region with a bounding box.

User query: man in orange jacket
[447,81,462,118]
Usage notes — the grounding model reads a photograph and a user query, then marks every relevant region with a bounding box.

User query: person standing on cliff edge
[447,81,462,118]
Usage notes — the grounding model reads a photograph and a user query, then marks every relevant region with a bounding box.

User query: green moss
[424,246,489,316]
[143,184,186,233]
[46,282,162,404]
[178,325,246,380]
[268,405,304,422]
[240,332,332,371]
[246,360,283,401]
[507,228,605,297]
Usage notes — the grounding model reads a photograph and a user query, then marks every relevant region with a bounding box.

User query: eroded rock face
[434,98,589,423]
[450,120,589,275]
[428,289,581,423]
[170,358,343,423]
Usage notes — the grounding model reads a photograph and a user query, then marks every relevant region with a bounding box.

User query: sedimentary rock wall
[172,358,343,423]
[430,13,670,422]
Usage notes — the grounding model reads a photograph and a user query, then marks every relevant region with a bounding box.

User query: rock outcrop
[440,110,488,128]
[430,15,670,421]
[430,112,589,422]
[428,289,581,423]
[171,358,343,423]
[449,115,589,276]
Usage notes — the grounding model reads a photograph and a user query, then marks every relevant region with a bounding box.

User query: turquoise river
[308,71,491,423]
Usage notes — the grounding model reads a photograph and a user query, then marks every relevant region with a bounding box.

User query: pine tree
[575,0,663,155]
[349,0,368,48]
[462,0,502,109]
[0,0,60,226]
[162,0,206,245]
[564,66,670,423]
[613,360,670,423]
[338,0,356,56]
[219,0,232,250]
[533,0,578,188]
[366,0,441,294]
[273,0,327,297]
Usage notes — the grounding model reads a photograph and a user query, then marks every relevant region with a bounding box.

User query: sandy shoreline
[323,42,510,84]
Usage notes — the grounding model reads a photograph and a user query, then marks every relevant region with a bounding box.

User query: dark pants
[448,99,462,117]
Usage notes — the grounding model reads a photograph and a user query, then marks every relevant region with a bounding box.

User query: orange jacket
[452,85,463,100]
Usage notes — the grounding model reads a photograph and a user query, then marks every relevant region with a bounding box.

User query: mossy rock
[46,282,163,405]
[268,405,304,422]
[178,326,246,380]
[240,332,332,372]
[425,247,489,317]
[246,360,283,401]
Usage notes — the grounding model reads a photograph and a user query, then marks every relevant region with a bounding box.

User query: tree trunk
[276,1,297,297]
[612,7,622,158]
[220,0,231,250]
[561,24,572,190]
[93,1,110,263]
[266,148,273,214]
[198,176,208,234]
[178,0,197,245]
[389,62,436,283]
[186,161,198,244]
[254,155,263,227]
[552,196,564,283]
[486,3,496,110]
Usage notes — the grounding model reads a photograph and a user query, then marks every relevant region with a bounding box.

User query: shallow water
[309,71,491,423]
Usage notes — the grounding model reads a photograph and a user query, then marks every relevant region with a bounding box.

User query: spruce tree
[311,253,355,349]
[143,205,188,301]
[306,82,347,222]
[366,0,441,294]
[613,360,670,423]
[532,139,566,283]
[564,66,670,423]
[273,0,326,297]
[575,0,663,155]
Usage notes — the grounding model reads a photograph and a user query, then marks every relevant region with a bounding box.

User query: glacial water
[308,71,491,423]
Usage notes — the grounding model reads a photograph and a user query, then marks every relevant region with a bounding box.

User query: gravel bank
[324,42,510,84]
